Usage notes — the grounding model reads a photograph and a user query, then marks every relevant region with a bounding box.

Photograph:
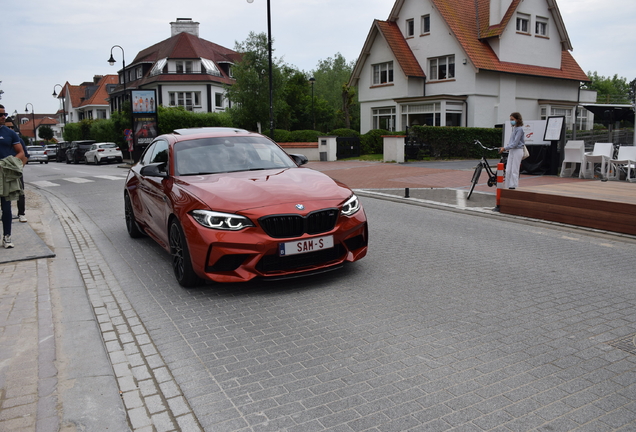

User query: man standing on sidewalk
[4,116,28,222]
[0,104,28,248]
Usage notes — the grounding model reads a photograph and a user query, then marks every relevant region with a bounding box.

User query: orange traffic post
[495,162,505,210]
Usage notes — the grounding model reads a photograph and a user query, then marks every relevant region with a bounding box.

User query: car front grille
[258,209,339,238]
[256,244,345,273]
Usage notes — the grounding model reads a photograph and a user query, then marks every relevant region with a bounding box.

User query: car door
[137,139,172,246]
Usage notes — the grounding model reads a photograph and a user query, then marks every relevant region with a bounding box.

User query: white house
[107,18,239,114]
[54,75,119,138]
[349,0,596,133]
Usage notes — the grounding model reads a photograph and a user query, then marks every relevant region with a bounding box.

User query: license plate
[279,235,333,256]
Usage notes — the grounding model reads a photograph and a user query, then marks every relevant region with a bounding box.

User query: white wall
[494,1,563,68]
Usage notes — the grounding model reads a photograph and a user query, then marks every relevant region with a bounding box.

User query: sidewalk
[0,189,129,431]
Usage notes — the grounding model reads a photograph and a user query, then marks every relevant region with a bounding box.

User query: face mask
[510,120,516,126]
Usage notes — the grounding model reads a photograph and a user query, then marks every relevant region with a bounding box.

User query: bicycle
[467,140,506,200]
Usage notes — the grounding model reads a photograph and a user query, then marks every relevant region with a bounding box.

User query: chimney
[171,18,199,37]
[490,0,514,26]
[93,75,103,85]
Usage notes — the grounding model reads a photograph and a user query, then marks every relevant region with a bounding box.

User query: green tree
[310,53,359,130]
[225,32,288,137]
[585,72,633,104]
[38,125,54,142]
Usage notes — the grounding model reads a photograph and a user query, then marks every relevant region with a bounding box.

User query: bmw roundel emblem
[296,204,305,210]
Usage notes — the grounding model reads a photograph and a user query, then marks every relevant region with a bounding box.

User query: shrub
[289,130,321,142]
[329,128,360,138]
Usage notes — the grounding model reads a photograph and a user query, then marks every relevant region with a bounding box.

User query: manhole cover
[607,333,636,355]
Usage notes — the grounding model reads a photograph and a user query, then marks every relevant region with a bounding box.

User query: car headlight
[341,194,360,216]
[190,210,255,231]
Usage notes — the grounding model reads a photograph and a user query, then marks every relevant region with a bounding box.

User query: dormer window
[176,60,193,73]
[516,13,530,34]
[150,58,167,77]
[405,19,414,37]
[535,16,548,37]
[201,58,222,77]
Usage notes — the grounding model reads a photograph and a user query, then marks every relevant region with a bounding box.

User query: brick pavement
[306,160,592,194]
[0,162,636,431]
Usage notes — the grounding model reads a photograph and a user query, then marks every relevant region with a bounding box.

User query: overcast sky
[2,0,634,117]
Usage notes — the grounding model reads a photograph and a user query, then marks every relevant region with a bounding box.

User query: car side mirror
[140,162,168,178]
[289,153,308,166]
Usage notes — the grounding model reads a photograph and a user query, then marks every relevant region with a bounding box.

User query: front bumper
[183,210,368,283]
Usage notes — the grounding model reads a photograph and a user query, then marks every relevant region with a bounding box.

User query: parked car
[26,146,48,164]
[84,142,124,165]
[56,141,70,162]
[44,144,58,161]
[124,127,368,286]
[65,140,96,164]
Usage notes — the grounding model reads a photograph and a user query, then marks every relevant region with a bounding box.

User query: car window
[174,136,296,176]
[150,141,169,164]
[102,143,117,149]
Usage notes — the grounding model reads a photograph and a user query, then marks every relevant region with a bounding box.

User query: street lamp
[247,0,274,139]
[309,77,316,130]
[25,103,36,143]
[108,45,127,111]
[52,84,66,126]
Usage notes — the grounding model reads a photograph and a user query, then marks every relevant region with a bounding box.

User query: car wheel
[124,193,144,239]
[95,156,100,165]
[65,157,70,164]
[169,219,201,288]
[45,161,48,164]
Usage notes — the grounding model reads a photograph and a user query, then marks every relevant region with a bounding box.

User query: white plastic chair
[608,145,636,182]
[580,142,614,179]
[560,140,585,177]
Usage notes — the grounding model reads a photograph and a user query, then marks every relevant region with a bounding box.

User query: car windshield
[174,136,297,176]
[28,146,43,151]
[100,144,117,149]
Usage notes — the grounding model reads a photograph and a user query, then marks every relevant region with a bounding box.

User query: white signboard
[503,120,549,146]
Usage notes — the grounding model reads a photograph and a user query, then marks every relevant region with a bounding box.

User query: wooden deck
[499,181,636,235]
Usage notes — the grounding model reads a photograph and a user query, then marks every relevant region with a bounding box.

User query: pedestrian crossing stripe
[29,175,127,188]
[94,175,127,180]
[65,177,95,183]
[31,181,59,187]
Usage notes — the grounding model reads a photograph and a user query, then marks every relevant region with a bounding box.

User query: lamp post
[247,0,274,140]
[108,45,127,111]
[52,84,66,126]
[25,103,36,144]
[309,77,316,130]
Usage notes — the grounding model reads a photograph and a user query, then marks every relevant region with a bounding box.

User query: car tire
[169,219,202,288]
[45,161,48,164]
[95,156,100,165]
[124,193,144,239]
[65,157,70,164]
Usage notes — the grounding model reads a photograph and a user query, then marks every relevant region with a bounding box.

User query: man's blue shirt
[0,125,20,159]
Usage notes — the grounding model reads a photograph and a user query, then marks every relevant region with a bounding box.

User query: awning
[581,104,635,123]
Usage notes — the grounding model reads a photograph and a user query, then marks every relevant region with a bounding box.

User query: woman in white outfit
[499,112,525,189]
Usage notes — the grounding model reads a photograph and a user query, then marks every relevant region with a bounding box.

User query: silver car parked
[26,146,48,164]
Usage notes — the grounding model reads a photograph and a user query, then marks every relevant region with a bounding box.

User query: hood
[174,167,353,213]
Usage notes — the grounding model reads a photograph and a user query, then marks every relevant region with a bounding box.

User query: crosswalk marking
[29,175,127,188]
[65,177,95,184]
[31,181,60,188]
[94,175,127,180]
